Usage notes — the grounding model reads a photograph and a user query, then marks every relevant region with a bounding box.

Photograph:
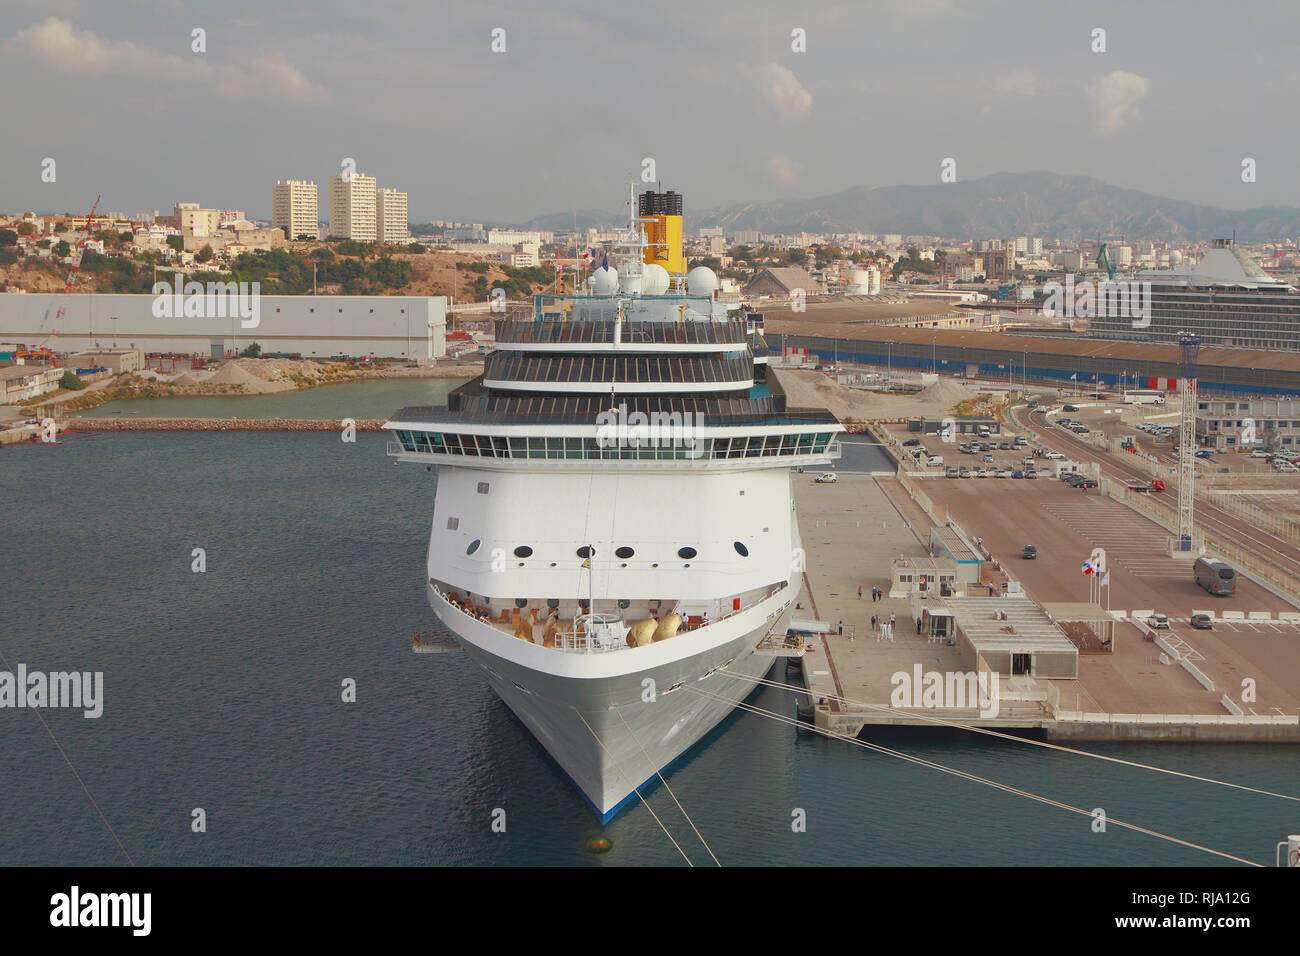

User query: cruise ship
[385,188,843,820]
[1086,238,1300,351]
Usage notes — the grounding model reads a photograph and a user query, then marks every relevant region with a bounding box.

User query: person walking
[837,620,843,636]
[916,617,923,635]
[889,611,896,628]
[858,585,863,600]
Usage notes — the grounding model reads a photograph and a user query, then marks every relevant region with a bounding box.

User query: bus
[1194,557,1236,596]
[1122,390,1166,405]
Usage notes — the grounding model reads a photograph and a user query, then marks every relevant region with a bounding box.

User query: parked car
[1195,449,1212,458]
[1044,451,1065,460]
[1190,613,1213,630]
[1147,613,1170,629]
[815,473,837,483]
[903,438,921,446]
[959,468,972,478]
[998,442,1011,450]
[1022,545,1037,559]
[996,469,1012,478]
[1063,404,1080,412]
[982,454,994,463]
[1012,469,1024,479]
[1250,449,1269,458]
[1025,469,1038,479]
[946,467,959,478]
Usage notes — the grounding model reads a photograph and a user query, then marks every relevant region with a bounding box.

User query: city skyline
[3,1,1300,224]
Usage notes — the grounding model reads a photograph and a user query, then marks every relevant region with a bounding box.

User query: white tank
[1170,250,1183,267]
[849,269,871,294]
[687,265,719,296]
[591,263,619,295]
[641,263,670,296]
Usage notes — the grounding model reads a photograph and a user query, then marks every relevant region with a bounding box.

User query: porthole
[515,598,527,608]
[466,539,481,555]
[615,546,635,559]
[618,599,630,609]
[734,541,749,557]
[546,598,559,609]
[514,545,533,558]
[577,546,595,559]
[677,547,697,559]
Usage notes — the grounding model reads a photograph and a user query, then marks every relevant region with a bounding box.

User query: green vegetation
[195,244,215,263]
[166,235,183,253]
[891,247,938,278]
[240,342,262,358]
[60,370,84,390]
[15,222,35,237]
[54,240,71,257]
[0,229,17,247]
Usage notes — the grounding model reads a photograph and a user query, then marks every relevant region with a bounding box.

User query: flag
[1099,571,1111,587]
[1082,561,1094,575]
[1070,373,1078,380]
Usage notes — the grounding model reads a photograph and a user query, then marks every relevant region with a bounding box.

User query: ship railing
[430,581,787,654]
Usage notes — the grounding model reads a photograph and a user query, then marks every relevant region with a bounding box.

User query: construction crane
[35,194,102,364]
[1095,243,1117,280]
[1177,332,1200,551]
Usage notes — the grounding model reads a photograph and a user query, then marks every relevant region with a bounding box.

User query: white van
[926,455,944,467]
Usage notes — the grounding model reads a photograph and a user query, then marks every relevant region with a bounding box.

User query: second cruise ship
[385,187,842,820]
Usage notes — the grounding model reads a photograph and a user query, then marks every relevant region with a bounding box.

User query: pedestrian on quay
[858,585,863,600]
[838,620,843,636]
[889,612,896,627]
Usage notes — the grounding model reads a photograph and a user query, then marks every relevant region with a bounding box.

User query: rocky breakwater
[73,418,386,432]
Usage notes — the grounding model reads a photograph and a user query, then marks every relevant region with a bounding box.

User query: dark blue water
[2,429,1296,866]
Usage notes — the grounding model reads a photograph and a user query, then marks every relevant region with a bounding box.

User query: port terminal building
[765,303,1300,396]
[0,293,447,362]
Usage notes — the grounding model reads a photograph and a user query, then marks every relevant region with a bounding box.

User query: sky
[2,0,1298,225]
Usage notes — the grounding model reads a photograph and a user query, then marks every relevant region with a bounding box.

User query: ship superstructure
[385,187,842,819]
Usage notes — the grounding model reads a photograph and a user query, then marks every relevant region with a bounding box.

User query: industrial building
[1,364,63,403]
[1196,396,1300,451]
[0,294,447,361]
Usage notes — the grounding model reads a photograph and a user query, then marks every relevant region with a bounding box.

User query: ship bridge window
[477,482,490,494]
[466,539,481,555]
[577,546,595,559]
[615,547,635,559]
[514,546,533,558]
[734,541,750,557]
[677,547,697,559]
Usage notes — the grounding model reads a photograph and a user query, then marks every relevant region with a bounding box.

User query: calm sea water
[3,389,1297,866]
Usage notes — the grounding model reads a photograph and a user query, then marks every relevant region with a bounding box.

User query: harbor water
[3,386,1296,865]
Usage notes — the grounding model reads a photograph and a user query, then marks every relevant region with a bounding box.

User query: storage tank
[848,269,872,294]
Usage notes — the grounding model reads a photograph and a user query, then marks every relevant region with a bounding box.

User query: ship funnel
[639,189,686,275]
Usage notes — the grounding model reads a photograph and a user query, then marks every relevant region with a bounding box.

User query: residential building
[329,173,377,240]
[376,187,409,243]
[272,180,320,240]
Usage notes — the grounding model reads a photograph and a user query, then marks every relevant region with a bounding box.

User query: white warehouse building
[0,293,447,361]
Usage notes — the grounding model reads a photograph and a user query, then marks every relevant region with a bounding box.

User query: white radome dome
[591,263,619,294]
[687,266,719,295]
[1170,250,1183,266]
[641,263,670,296]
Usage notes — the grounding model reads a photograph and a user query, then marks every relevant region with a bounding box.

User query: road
[1011,403,1300,584]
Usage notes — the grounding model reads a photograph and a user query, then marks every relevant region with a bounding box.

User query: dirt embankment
[775,368,1004,423]
[33,357,479,414]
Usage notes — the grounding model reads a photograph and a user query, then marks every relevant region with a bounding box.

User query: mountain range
[519,172,1300,242]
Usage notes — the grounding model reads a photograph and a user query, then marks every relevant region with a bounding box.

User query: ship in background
[385,186,843,820]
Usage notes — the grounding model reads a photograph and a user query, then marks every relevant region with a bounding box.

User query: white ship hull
[430,580,795,820]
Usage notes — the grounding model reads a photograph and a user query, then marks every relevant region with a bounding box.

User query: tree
[240,342,262,358]
[407,242,425,253]
[54,222,68,233]
[195,244,215,263]
[166,235,183,253]
[0,229,17,247]
[60,370,84,390]
[787,249,807,264]
[15,221,35,237]
[54,240,71,257]
[119,231,134,244]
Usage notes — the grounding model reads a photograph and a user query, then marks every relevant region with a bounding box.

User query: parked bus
[1194,557,1236,596]
[1122,390,1166,405]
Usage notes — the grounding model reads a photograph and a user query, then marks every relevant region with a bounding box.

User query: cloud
[766,152,803,184]
[8,17,324,104]
[1087,70,1150,135]
[760,63,812,122]
[994,67,1040,97]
